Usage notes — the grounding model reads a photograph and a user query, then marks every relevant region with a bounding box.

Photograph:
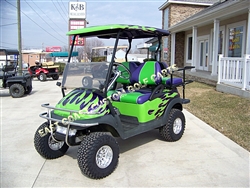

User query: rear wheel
[82,76,93,87]
[52,74,59,80]
[38,73,46,81]
[34,122,69,159]
[77,132,119,179]
[9,83,25,98]
[159,109,185,141]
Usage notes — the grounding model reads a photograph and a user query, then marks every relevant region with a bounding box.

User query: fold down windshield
[62,62,109,90]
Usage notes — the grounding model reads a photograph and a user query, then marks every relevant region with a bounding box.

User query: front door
[198,39,209,71]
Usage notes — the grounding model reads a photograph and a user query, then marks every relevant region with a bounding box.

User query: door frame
[197,35,209,71]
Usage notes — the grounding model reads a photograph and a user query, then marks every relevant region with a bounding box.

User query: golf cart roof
[66,24,170,39]
[0,49,19,55]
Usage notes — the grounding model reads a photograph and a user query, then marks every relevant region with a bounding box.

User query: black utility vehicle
[0,49,32,98]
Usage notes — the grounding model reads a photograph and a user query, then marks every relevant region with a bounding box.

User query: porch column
[246,8,250,54]
[191,26,197,72]
[211,19,220,76]
[170,32,176,66]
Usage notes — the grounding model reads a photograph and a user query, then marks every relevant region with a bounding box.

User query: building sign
[228,26,243,57]
[69,2,86,19]
[69,19,85,46]
[70,36,84,45]
[45,46,62,52]
[69,20,85,30]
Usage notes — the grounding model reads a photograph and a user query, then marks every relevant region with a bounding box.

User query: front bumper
[39,103,99,146]
[39,103,99,127]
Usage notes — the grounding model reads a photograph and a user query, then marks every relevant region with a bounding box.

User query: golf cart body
[34,24,194,179]
[28,61,59,81]
[0,49,32,98]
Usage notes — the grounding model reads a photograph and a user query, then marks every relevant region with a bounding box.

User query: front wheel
[34,122,69,159]
[52,74,59,80]
[159,109,185,142]
[38,73,47,81]
[25,86,32,94]
[77,132,119,179]
[9,83,25,98]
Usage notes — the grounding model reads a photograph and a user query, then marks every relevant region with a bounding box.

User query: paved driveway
[1,78,249,187]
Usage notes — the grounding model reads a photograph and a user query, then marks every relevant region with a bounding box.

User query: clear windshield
[61,62,110,90]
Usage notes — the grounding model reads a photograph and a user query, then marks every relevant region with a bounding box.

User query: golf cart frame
[28,61,59,81]
[34,24,194,179]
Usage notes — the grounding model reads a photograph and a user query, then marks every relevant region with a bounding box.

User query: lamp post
[84,20,89,62]
[17,0,23,75]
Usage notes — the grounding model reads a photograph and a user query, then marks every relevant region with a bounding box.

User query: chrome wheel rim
[48,135,64,150]
[96,145,113,169]
[83,78,88,86]
[173,118,182,134]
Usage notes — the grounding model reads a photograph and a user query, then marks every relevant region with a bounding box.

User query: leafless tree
[85,38,105,60]
[77,47,84,62]
[61,45,68,52]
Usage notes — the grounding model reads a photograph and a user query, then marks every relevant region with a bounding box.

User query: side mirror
[56,82,61,86]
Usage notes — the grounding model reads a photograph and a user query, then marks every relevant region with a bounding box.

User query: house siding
[175,32,185,67]
[169,4,207,27]
[162,3,209,64]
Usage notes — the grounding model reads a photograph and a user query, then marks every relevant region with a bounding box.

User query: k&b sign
[69,2,86,19]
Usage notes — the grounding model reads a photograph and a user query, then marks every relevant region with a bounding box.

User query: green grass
[181,81,250,151]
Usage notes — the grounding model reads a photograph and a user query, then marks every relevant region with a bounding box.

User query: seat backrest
[116,61,138,84]
[130,61,162,85]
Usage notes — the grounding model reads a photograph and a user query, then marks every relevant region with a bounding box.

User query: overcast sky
[0,0,166,50]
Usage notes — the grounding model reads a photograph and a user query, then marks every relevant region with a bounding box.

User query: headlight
[56,126,76,136]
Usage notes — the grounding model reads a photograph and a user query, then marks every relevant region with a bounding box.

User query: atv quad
[0,49,32,98]
[28,61,59,81]
[34,24,194,179]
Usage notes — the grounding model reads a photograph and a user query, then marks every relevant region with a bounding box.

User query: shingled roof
[159,0,220,10]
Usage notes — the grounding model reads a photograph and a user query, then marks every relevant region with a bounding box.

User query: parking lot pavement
[1,78,249,187]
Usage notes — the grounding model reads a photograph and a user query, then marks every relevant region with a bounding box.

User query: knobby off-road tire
[159,109,185,142]
[77,132,119,179]
[34,122,69,159]
[38,73,47,81]
[9,83,25,98]
[52,74,59,80]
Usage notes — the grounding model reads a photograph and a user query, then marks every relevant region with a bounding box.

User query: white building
[107,49,138,62]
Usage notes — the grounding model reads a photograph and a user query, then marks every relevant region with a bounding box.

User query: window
[218,30,224,55]
[163,8,169,60]
[163,8,169,30]
[163,37,168,60]
[226,21,246,57]
[186,35,192,61]
[228,26,243,57]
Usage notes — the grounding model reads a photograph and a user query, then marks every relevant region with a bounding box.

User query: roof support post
[211,19,220,76]
[246,7,250,54]
[191,26,197,72]
[170,32,176,66]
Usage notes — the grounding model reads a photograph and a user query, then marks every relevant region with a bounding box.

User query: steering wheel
[113,62,130,80]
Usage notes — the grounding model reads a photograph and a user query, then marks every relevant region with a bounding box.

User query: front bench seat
[108,61,164,104]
